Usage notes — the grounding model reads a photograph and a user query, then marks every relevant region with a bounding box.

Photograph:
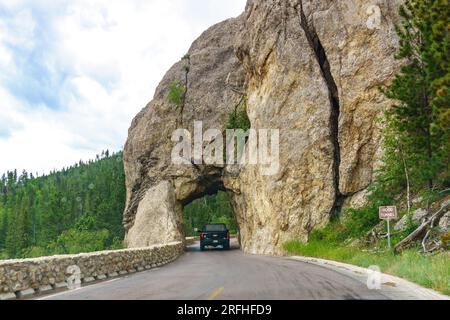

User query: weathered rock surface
[439,212,450,232]
[123,0,402,255]
[123,18,245,247]
[395,208,429,231]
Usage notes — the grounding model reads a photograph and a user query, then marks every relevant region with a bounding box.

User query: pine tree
[382,0,449,192]
[16,198,31,255]
[414,0,449,131]
[0,205,7,248]
[5,210,18,257]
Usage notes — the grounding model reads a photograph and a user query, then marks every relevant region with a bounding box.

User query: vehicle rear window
[204,224,226,232]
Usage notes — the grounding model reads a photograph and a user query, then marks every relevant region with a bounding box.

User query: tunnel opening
[183,191,238,238]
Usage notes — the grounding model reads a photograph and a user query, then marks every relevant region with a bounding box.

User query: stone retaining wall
[0,241,184,300]
[185,236,200,245]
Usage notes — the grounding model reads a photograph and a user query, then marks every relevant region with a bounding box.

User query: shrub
[0,249,9,260]
[309,221,349,244]
[74,215,99,231]
[227,98,251,131]
[343,206,380,238]
[109,237,125,250]
[168,81,185,107]
[20,246,48,258]
[51,229,110,255]
[441,232,450,250]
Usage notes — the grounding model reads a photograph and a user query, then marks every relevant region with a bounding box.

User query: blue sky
[0,0,246,175]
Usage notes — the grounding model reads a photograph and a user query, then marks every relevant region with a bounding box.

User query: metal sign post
[387,218,391,249]
[379,206,398,250]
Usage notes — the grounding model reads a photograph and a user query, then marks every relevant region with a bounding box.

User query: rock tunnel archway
[122,1,402,255]
[123,171,232,249]
[182,189,239,243]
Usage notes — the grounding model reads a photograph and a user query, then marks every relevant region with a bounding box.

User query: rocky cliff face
[123,17,245,247]
[123,0,402,255]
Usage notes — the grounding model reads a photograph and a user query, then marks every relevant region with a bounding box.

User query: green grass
[284,240,450,295]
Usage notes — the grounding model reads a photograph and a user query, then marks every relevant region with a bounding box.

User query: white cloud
[0,0,246,175]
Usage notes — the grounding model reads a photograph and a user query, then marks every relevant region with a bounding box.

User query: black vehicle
[198,224,230,251]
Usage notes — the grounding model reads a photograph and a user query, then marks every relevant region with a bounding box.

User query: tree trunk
[398,140,411,215]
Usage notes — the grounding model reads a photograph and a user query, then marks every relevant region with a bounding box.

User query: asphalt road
[37,240,388,300]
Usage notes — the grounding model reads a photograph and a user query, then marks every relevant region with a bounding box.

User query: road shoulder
[289,256,449,300]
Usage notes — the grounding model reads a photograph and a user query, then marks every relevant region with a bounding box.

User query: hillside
[0,151,126,259]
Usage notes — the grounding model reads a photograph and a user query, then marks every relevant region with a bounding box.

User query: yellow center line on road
[207,287,225,300]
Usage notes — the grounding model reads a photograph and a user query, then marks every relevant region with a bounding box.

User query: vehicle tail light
[200,233,206,240]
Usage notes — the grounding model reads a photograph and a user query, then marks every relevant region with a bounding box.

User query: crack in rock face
[295,0,344,217]
[123,0,403,255]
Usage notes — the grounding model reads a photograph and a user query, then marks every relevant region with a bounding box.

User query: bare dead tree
[395,201,450,253]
